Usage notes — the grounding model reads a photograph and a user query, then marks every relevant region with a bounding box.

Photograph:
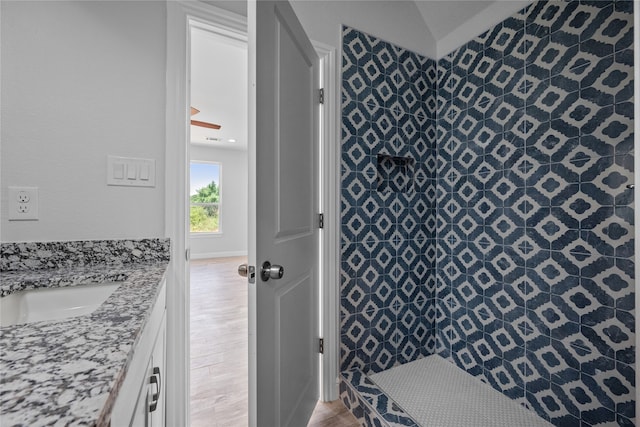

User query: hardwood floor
[190,257,248,427]
[189,257,358,427]
[308,400,361,427]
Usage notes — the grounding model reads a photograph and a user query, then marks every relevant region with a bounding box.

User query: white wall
[203,0,247,18]
[190,144,248,258]
[0,1,166,242]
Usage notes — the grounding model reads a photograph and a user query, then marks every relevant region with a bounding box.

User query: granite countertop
[0,257,169,427]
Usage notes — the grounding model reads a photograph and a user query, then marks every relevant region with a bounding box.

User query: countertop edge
[97,269,167,427]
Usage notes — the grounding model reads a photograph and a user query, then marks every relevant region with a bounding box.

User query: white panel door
[249,0,320,426]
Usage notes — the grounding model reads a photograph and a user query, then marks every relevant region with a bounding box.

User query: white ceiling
[413,0,533,56]
[416,1,496,41]
[190,27,248,149]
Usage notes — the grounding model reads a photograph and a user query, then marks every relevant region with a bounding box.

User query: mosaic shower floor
[369,356,553,427]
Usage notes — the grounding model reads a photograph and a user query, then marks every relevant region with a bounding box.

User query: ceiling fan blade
[191,119,221,130]
[190,106,221,129]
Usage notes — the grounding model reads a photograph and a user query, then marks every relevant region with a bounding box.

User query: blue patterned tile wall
[341,26,438,374]
[341,1,634,425]
[436,1,635,425]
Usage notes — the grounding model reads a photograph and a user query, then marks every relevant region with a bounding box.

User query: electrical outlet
[8,187,39,221]
[17,191,30,203]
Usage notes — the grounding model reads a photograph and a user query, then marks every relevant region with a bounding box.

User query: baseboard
[190,250,248,260]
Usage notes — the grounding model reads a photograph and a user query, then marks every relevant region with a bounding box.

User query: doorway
[188,23,250,426]
[165,2,341,424]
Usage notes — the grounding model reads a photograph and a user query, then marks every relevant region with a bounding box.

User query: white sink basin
[0,282,121,327]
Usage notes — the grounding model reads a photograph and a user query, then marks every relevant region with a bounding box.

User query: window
[190,161,221,233]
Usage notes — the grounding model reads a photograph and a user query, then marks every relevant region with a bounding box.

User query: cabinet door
[130,358,152,427]
[149,315,166,427]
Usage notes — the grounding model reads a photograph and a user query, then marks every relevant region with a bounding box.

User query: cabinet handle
[149,367,161,412]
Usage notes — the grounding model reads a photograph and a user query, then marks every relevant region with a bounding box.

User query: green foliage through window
[190,162,221,233]
[190,181,220,203]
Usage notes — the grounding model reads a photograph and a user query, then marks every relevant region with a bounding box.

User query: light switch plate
[107,156,156,187]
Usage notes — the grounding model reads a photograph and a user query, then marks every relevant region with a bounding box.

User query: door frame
[165,2,339,425]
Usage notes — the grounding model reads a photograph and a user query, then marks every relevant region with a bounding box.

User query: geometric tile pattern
[341,26,438,375]
[340,368,420,427]
[341,1,634,426]
[436,1,635,426]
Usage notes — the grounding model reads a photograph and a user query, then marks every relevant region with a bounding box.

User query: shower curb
[340,369,420,427]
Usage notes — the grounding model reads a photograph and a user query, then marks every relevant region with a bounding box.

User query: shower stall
[339,1,635,425]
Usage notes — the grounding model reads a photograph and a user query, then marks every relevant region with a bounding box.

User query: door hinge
[319,88,325,104]
[318,213,324,229]
[319,338,324,354]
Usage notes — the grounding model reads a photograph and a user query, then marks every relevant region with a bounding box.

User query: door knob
[238,264,248,277]
[261,261,284,281]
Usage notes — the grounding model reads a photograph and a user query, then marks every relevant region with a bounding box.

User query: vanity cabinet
[111,278,166,427]
[130,315,166,427]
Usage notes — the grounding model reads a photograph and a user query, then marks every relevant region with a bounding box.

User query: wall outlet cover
[8,186,39,221]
